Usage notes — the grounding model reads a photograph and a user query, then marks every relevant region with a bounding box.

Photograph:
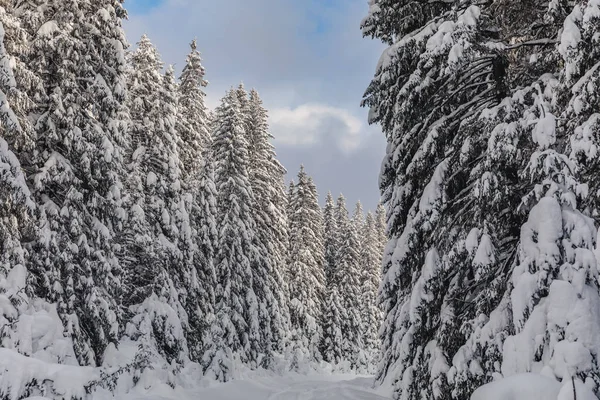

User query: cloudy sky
[124,0,386,212]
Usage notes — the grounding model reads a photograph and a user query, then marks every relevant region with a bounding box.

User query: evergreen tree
[359,212,382,373]
[362,0,600,398]
[245,88,290,356]
[0,57,35,353]
[22,0,130,366]
[450,2,600,397]
[334,195,365,370]
[186,145,218,363]
[287,166,326,368]
[124,36,188,366]
[177,39,210,180]
[204,89,260,380]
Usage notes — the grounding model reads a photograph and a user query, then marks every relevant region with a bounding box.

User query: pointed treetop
[325,191,335,205]
[139,33,152,46]
[353,201,364,223]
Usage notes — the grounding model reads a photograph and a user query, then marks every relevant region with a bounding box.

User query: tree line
[0,0,385,395]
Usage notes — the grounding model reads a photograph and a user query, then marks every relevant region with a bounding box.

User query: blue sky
[123,0,386,212]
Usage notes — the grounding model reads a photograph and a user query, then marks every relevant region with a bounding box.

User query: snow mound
[471,374,598,400]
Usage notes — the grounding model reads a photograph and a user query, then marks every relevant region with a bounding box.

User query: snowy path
[264,376,390,400]
[122,373,391,400]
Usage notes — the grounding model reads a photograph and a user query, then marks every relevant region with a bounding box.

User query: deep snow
[93,372,392,400]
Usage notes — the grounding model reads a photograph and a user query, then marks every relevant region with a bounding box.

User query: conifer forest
[1,0,600,399]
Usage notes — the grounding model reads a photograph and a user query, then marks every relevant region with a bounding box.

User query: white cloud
[269,104,364,153]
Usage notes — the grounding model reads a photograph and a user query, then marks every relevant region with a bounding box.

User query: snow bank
[471,374,598,400]
[0,348,97,399]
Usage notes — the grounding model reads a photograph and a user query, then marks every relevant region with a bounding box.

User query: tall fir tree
[186,145,218,363]
[321,192,344,367]
[335,196,365,370]
[359,211,383,373]
[124,36,188,366]
[287,166,326,369]
[245,88,290,356]
[0,20,36,349]
[19,0,131,366]
[450,2,600,397]
[204,89,260,380]
[362,0,600,398]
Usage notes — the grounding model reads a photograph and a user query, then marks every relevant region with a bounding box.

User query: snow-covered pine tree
[123,36,188,366]
[450,1,600,396]
[362,0,600,398]
[0,82,81,399]
[0,20,35,348]
[287,166,326,369]
[359,211,383,373]
[177,39,210,180]
[186,144,217,363]
[323,192,338,284]
[451,73,600,398]
[245,88,290,356]
[19,0,130,366]
[203,89,260,380]
[334,195,365,371]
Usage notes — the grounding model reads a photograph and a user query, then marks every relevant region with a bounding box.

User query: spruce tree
[0,62,35,354]
[287,166,326,368]
[124,36,188,366]
[245,88,290,356]
[359,212,383,373]
[186,146,218,363]
[177,39,210,180]
[204,89,260,380]
[362,0,600,398]
[450,2,600,396]
[21,0,130,366]
[334,195,365,370]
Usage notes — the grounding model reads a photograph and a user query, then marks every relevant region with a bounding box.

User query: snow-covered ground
[101,373,392,400]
